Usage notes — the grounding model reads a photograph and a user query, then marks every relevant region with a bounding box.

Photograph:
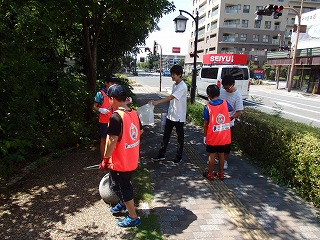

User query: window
[201,68,219,79]
[256,6,263,11]
[265,21,271,29]
[243,5,250,13]
[254,20,261,28]
[240,34,247,42]
[262,35,269,43]
[253,34,259,42]
[242,20,248,28]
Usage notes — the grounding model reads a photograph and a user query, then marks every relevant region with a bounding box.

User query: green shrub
[234,108,320,207]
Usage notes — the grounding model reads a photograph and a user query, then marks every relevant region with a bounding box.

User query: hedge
[233,108,320,208]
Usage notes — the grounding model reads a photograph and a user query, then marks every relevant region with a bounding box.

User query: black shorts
[206,144,231,153]
[100,123,108,138]
[109,170,133,202]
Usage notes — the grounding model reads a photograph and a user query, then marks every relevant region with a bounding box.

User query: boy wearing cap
[93,75,118,162]
[203,84,232,180]
[149,65,187,163]
[99,84,143,228]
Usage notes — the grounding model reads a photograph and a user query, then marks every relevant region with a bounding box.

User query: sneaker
[117,215,141,227]
[110,202,128,214]
[224,160,228,170]
[212,159,228,170]
[203,171,214,180]
[216,172,224,180]
[152,155,165,162]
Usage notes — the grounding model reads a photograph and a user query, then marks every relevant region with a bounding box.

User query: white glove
[98,108,109,114]
[203,137,206,144]
[125,97,132,104]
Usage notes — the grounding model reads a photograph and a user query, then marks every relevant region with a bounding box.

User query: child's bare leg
[217,152,225,174]
[208,153,216,174]
[124,199,138,219]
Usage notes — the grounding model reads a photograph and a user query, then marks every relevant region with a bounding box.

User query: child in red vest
[99,84,143,227]
[203,84,232,180]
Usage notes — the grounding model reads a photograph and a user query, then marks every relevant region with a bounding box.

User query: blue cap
[107,84,127,98]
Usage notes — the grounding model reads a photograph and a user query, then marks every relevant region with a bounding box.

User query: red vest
[108,109,140,172]
[99,90,112,123]
[206,101,231,146]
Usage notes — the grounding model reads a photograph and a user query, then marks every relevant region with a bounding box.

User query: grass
[129,166,164,239]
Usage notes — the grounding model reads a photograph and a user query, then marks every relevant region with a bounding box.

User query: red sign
[254,68,264,74]
[203,54,248,65]
[172,47,181,53]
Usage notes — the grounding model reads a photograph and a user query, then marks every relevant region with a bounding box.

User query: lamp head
[173,13,188,33]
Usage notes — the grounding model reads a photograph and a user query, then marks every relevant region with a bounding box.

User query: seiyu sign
[203,54,248,65]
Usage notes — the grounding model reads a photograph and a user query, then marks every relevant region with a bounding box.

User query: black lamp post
[174,10,199,104]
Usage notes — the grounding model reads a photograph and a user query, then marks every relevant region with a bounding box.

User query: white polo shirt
[167,80,188,122]
[220,88,244,126]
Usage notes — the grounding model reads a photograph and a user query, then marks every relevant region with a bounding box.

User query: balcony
[223,21,239,28]
[222,35,237,42]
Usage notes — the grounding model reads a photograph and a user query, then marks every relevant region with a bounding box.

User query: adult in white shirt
[220,75,244,166]
[149,65,188,163]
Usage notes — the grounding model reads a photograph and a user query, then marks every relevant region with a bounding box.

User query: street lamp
[174,10,199,104]
[285,0,304,92]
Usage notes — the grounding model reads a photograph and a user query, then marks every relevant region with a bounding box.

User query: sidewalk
[134,84,320,240]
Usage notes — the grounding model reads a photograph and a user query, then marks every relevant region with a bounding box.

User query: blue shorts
[100,123,108,138]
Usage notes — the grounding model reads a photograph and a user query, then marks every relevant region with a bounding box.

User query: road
[246,84,320,128]
[130,71,320,128]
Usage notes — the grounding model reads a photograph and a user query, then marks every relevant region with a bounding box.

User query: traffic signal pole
[154,41,163,92]
[284,0,304,92]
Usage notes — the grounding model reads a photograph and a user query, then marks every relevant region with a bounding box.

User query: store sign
[253,68,264,79]
[172,47,180,53]
[203,54,248,65]
[292,9,320,49]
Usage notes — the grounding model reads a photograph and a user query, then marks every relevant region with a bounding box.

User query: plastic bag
[137,103,155,126]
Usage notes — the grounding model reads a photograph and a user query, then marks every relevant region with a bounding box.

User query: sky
[137,0,193,59]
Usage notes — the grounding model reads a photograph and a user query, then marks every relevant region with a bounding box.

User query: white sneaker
[209,159,228,169]
[224,160,228,170]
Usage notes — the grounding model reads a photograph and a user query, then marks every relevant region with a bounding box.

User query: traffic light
[273,6,283,19]
[255,10,266,21]
[145,47,150,52]
[153,41,157,54]
[264,4,274,16]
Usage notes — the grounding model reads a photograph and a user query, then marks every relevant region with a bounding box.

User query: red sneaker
[216,172,224,180]
[203,171,214,180]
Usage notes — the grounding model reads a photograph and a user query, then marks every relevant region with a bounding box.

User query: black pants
[158,118,184,159]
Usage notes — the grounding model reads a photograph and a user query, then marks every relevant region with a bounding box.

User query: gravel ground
[0,146,135,239]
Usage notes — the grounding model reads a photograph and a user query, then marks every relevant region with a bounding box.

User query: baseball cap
[104,74,119,83]
[107,84,127,98]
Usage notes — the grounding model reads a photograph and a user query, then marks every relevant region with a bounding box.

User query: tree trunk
[82,14,102,93]
[82,14,102,122]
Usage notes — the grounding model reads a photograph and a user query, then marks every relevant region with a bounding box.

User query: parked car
[163,70,171,76]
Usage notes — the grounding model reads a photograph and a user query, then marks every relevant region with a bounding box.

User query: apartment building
[184,0,320,71]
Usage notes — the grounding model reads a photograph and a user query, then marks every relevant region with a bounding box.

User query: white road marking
[243,100,320,124]
[250,93,320,110]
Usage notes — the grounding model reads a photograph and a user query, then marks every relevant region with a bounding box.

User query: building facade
[184,0,320,72]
